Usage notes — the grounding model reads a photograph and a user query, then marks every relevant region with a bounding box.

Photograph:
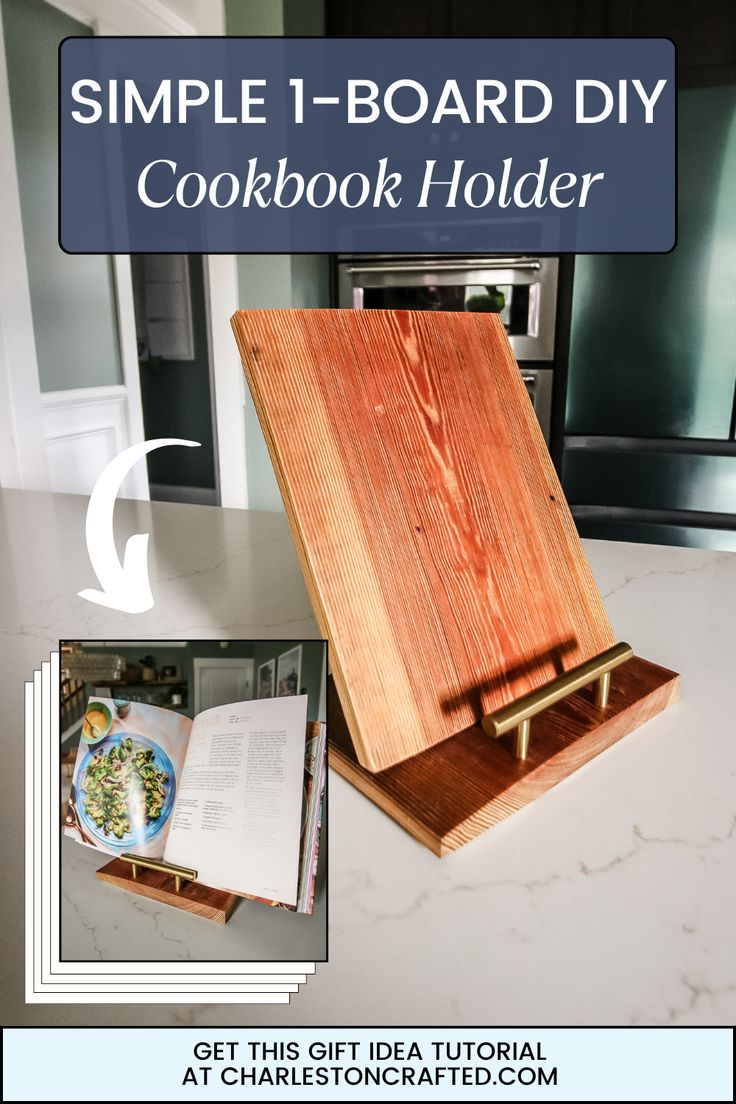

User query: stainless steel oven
[337,254,558,444]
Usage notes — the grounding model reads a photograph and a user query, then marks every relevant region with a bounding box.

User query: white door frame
[205,254,249,509]
[0,0,248,506]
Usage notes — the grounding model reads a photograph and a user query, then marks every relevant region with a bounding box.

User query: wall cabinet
[326,1,736,549]
[563,85,736,549]
[327,1,736,88]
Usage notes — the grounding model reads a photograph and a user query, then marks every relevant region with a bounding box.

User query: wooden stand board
[96,859,238,924]
[329,658,679,855]
[231,309,679,853]
[232,309,614,773]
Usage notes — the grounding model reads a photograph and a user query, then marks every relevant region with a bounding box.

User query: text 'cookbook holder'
[232,309,678,855]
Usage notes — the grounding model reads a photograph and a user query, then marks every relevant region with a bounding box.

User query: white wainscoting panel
[40,385,148,499]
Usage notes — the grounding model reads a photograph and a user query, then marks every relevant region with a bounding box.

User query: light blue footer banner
[3,1027,733,1101]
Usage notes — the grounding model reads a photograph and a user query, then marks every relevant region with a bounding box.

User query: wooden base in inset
[96,859,239,923]
[329,656,679,855]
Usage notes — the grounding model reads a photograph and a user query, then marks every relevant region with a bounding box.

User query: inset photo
[60,639,327,962]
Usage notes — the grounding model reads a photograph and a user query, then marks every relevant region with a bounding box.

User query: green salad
[82,738,169,839]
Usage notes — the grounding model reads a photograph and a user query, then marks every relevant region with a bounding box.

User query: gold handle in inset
[120,853,197,894]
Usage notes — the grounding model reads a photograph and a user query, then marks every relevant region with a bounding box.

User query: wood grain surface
[232,309,615,772]
[96,860,239,924]
[329,659,680,854]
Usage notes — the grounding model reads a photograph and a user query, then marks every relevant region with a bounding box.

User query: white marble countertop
[2,488,734,1026]
[60,834,326,963]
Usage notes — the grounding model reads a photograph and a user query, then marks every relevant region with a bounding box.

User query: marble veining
[1,489,734,1026]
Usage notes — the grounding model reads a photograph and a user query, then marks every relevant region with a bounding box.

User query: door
[193,658,255,714]
[0,0,150,497]
[0,0,247,507]
[132,254,220,505]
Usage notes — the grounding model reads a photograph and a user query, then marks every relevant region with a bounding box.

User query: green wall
[1,0,123,393]
[236,255,330,510]
[224,0,325,36]
[225,0,330,512]
[251,640,326,722]
[224,0,284,35]
[80,640,326,723]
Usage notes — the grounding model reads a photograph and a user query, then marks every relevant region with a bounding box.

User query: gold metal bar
[120,853,197,888]
[516,717,531,760]
[595,670,612,710]
[481,642,633,758]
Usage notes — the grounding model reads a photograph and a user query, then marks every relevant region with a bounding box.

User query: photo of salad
[77,734,176,847]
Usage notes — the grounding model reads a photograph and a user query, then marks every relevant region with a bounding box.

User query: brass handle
[481,642,634,760]
[121,853,197,894]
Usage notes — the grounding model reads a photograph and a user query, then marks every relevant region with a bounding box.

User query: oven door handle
[345,258,542,275]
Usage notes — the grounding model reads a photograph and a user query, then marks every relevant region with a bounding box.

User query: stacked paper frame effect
[26,652,318,1004]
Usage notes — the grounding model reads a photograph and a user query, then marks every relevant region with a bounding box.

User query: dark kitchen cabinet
[566,87,736,442]
[327,1,736,88]
[602,2,736,89]
[327,0,451,36]
[326,1,736,549]
[563,448,736,519]
[563,85,736,550]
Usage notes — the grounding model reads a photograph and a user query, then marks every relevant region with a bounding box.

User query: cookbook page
[64,698,192,860]
[243,720,326,913]
[163,694,308,907]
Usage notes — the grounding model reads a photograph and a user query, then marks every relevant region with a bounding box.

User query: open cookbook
[64,694,325,913]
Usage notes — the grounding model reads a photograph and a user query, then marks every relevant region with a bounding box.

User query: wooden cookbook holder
[96,855,238,924]
[93,718,324,919]
[232,308,679,855]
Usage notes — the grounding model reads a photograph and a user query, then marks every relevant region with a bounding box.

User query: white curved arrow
[78,438,201,613]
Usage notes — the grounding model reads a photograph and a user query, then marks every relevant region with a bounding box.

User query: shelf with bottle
[107,685,189,712]
[115,680,187,688]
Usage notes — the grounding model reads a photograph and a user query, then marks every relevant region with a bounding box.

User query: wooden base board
[96,859,239,924]
[329,656,679,855]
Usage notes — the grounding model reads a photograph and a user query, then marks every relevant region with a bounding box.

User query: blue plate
[76,733,176,851]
